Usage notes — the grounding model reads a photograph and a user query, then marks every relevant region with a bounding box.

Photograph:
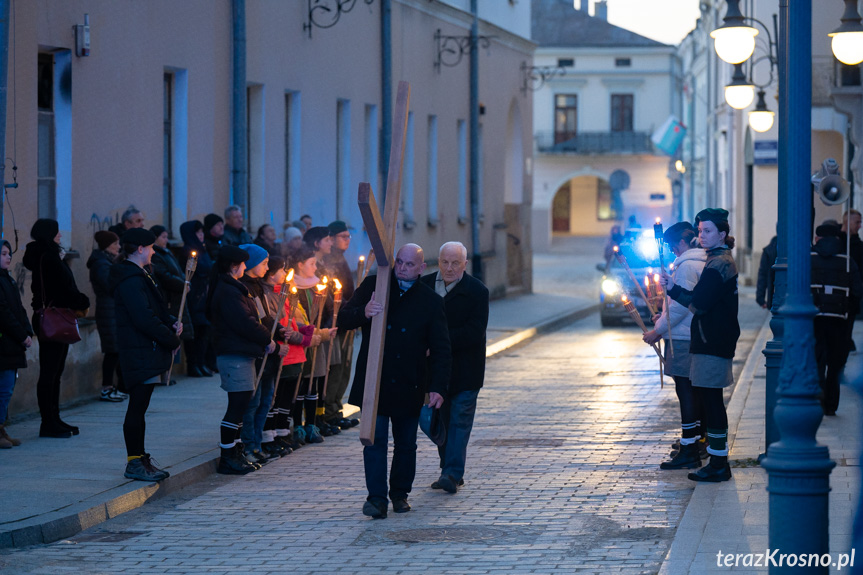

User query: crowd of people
[0,204,492,519]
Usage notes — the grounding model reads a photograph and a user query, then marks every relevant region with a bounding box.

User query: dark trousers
[123,384,155,457]
[437,389,479,482]
[364,414,419,503]
[815,316,850,414]
[36,337,70,425]
[323,331,353,421]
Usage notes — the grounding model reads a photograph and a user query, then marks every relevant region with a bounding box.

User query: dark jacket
[839,232,863,315]
[180,221,213,326]
[87,249,119,353]
[204,233,222,261]
[756,235,777,308]
[109,260,180,384]
[150,245,193,339]
[339,272,451,417]
[222,225,253,247]
[0,268,34,370]
[22,240,90,313]
[668,245,740,359]
[811,236,863,318]
[420,272,489,395]
[209,273,271,358]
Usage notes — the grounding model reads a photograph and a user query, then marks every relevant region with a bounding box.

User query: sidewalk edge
[486,304,599,358]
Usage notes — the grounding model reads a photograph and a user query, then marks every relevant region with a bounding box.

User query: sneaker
[124,458,166,482]
[294,426,307,445]
[101,387,126,402]
[141,454,170,480]
[305,424,324,444]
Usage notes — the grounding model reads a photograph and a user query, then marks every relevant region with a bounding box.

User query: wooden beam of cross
[357,80,411,446]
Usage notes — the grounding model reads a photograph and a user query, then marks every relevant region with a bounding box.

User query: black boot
[217,445,256,475]
[688,455,732,482]
[660,443,702,470]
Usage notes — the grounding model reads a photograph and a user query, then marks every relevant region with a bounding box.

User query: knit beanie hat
[303,226,330,249]
[239,243,269,269]
[204,213,224,233]
[284,226,303,242]
[121,228,157,247]
[94,230,120,250]
[149,225,167,239]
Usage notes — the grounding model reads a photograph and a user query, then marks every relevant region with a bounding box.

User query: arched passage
[551,174,623,236]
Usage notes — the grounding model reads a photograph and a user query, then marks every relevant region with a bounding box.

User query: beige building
[4,0,534,415]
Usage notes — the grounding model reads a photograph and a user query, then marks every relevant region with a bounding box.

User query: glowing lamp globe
[749,110,774,133]
[725,84,755,109]
[831,31,863,65]
[711,26,758,64]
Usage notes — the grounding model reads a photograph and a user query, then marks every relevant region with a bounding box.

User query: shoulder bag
[36,254,81,344]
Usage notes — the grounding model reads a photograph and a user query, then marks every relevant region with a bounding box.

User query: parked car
[597,231,663,327]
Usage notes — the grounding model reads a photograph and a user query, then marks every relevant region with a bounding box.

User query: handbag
[419,403,447,447]
[36,254,82,344]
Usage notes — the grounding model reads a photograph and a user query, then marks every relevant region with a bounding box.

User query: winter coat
[209,273,271,359]
[180,221,213,326]
[222,225,253,247]
[109,260,180,384]
[204,234,222,261]
[811,236,863,318]
[340,272,451,418]
[0,268,34,370]
[150,245,193,340]
[668,245,740,359]
[87,249,120,353]
[652,248,707,341]
[419,271,489,395]
[756,236,777,308]
[22,240,90,315]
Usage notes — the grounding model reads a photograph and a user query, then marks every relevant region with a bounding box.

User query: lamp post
[760,2,836,572]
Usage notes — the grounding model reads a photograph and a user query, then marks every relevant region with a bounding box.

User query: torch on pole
[613,246,658,316]
[321,279,343,400]
[255,267,294,387]
[165,250,198,384]
[622,295,664,388]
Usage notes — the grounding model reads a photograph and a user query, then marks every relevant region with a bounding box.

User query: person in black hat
[109,228,181,482]
[643,222,708,470]
[203,214,224,261]
[206,245,275,474]
[660,208,740,483]
[22,219,91,438]
[811,223,863,416]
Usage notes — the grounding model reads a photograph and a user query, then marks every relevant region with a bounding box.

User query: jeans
[241,356,278,452]
[364,414,419,503]
[437,389,480,482]
[0,370,17,424]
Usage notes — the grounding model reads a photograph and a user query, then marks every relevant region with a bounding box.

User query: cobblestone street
[1,288,767,575]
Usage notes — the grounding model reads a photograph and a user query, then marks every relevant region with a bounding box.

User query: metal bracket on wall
[434,28,494,72]
[520,61,566,94]
[303,0,374,38]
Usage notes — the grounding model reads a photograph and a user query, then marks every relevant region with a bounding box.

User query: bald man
[339,243,452,519]
[420,241,489,494]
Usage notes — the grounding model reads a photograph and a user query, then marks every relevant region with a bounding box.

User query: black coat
[87,249,119,353]
[22,240,90,313]
[209,274,272,358]
[339,272,451,417]
[420,272,489,395]
[811,236,863,317]
[150,245,193,339]
[180,221,213,326]
[109,260,181,384]
[0,268,34,370]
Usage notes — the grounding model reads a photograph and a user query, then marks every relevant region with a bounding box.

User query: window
[457,119,467,222]
[611,93,634,132]
[615,58,631,67]
[37,54,56,220]
[557,58,574,68]
[285,91,301,220]
[840,63,861,87]
[336,99,351,221]
[402,112,415,227]
[246,85,264,228]
[554,94,577,144]
[427,115,438,226]
[163,73,173,234]
[596,178,617,220]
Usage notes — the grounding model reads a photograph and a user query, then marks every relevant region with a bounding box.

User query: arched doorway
[551,174,622,236]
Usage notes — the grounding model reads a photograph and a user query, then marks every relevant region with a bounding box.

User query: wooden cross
[356,80,411,446]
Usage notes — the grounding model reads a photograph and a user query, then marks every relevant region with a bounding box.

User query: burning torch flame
[191,251,197,257]
[613,246,619,253]
[290,286,298,294]
[315,284,326,293]
[654,273,661,284]
[286,268,294,282]
[655,217,661,225]
[333,278,342,291]
[359,255,365,262]
[322,276,328,284]
[644,276,650,287]
[621,294,629,303]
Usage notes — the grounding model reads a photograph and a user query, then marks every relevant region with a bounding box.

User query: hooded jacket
[653,248,707,341]
[150,245,193,339]
[87,248,119,353]
[667,245,740,359]
[811,235,863,318]
[180,221,213,326]
[109,260,180,384]
[0,267,33,370]
[22,240,90,314]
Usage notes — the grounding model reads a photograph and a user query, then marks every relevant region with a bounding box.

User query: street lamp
[724,63,755,109]
[829,0,863,65]
[711,0,759,64]
[748,90,775,132]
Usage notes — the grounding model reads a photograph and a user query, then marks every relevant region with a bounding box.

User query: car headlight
[601,279,620,296]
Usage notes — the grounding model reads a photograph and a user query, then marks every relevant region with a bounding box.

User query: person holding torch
[642,222,707,470]
[658,209,740,483]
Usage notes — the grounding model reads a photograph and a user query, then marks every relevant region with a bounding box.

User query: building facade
[4,0,534,415]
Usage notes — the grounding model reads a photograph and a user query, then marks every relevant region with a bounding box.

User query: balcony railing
[536,131,655,155]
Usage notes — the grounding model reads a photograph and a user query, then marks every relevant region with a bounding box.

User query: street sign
[754,140,778,165]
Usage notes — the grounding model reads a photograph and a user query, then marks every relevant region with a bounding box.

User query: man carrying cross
[339,243,451,518]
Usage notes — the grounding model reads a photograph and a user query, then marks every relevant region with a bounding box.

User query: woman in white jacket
[643,222,707,470]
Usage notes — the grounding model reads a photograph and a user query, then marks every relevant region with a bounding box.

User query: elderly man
[420,241,489,494]
[339,243,451,518]
[108,206,145,236]
[222,205,254,247]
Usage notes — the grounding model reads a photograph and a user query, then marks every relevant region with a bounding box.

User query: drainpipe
[231,0,247,210]
[0,0,9,239]
[380,0,392,206]
[469,0,483,283]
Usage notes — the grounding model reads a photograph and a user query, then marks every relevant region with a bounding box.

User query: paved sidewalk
[0,286,598,549]
[660,320,862,574]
